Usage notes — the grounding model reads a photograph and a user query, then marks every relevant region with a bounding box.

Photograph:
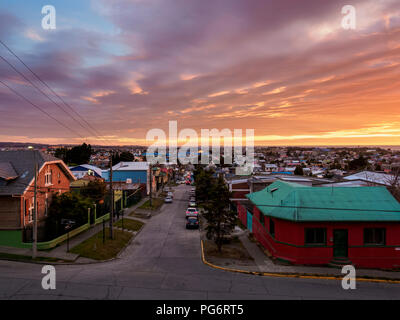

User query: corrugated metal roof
[112,162,149,171]
[344,171,395,186]
[246,180,400,222]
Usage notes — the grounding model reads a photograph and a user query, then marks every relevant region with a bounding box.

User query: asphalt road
[0,185,400,300]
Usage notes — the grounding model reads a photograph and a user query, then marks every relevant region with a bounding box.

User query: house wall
[0,196,21,229]
[21,163,71,227]
[246,204,400,269]
[103,170,148,184]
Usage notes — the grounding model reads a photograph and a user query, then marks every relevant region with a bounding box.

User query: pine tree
[203,175,236,253]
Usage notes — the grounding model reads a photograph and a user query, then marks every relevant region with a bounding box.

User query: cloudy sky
[0,0,399,146]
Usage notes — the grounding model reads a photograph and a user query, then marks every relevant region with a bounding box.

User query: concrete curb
[200,240,400,285]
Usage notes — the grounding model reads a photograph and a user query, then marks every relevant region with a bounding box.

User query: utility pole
[32,162,38,259]
[109,155,114,239]
[149,163,152,207]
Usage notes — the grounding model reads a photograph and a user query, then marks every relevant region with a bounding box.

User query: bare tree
[385,168,400,202]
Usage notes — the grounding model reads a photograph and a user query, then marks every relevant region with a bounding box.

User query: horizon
[1,1,400,146]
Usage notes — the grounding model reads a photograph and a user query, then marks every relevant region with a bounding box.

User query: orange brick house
[0,150,76,234]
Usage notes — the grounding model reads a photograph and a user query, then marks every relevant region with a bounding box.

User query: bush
[45,192,93,239]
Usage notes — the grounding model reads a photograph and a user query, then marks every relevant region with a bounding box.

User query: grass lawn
[0,252,69,263]
[70,228,133,260]
[204,238,254,261]
[138,198,164,211]
[114,218,144,232]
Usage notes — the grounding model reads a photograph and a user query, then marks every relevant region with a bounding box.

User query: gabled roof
[0,162,18,180]
[343,171,394,186]
[69,164,103,177]
[112,162,149,171]
[0,150,75,196]
[246,180,400,222]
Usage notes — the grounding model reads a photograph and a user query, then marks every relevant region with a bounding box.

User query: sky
[0,0,399,146]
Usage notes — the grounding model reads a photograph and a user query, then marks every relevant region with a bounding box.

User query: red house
[237,180,400,269]
[0,150,76,243]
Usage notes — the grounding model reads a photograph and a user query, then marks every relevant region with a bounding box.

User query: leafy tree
[348,155,368,171]
[294,165,304,176]
[203,175,236,253]
[112,151,134,165]
[45,192,93,238]
[194,166,215,204]
[80,180,107,203]
[54,143,92,165]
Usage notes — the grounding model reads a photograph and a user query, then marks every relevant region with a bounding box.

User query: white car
[185,207,199,218]
[164,196,173,203]
[167,191,174,198]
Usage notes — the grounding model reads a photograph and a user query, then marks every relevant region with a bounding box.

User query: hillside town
[2,0,400,304]
[1,143,400,271]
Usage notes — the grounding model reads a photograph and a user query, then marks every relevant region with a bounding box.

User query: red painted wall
[21,163,71,228]
[243,204,400,269]
[237,201,247,227]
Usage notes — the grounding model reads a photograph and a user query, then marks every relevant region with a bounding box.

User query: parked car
[185,207,198,218]
[167,191,173,198]
[189,200,196,207]
[164,196,173,203]
[186,216,199,229]
[189,196,196,202]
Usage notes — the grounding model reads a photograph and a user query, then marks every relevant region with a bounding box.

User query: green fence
[0,190,125,250]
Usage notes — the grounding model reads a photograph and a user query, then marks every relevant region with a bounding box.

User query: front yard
[70,228,133,260]
[137,197,164,211]
[114,218,144,232]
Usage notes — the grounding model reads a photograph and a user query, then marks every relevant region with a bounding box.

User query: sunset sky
[0,0,399,146]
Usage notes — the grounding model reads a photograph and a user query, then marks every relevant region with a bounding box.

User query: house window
[259,213,264,226]
[45,167,53,185]
[45,194,48,216]
[28,199,34,223]
[269,218,275,238]
[364,228,386,246]
[305,228,326,245]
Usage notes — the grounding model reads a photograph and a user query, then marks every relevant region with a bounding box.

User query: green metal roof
[246,180,400,222]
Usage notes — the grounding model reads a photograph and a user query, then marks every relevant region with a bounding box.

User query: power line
[0,53,92,140]
[0,39,110,145]
[0,78,85,138]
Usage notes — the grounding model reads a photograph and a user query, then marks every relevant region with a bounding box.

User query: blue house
[69,164,103,179]
[102,162,150,193]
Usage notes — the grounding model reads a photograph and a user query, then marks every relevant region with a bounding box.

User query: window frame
[269,218,275,238]
[305,228,327,246]
[364,228,386,246]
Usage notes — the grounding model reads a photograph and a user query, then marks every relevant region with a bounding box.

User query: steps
[328,257,353,268]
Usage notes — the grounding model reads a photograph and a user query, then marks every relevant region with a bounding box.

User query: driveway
[0,185,400,300]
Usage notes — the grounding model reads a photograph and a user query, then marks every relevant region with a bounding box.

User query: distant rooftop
[344,171,395,186]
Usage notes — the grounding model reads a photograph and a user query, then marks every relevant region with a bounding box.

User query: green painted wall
[0,230,25,248]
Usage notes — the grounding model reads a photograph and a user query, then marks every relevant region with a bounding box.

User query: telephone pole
[32,162,38,259]
[149,163,152,206]
[109,155,114,239]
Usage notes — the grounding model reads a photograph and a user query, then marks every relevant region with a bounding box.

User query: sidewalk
[234,230,400,280]
[0,196,150,263]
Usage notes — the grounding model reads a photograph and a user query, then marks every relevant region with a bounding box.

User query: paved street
[0,185,400,300]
